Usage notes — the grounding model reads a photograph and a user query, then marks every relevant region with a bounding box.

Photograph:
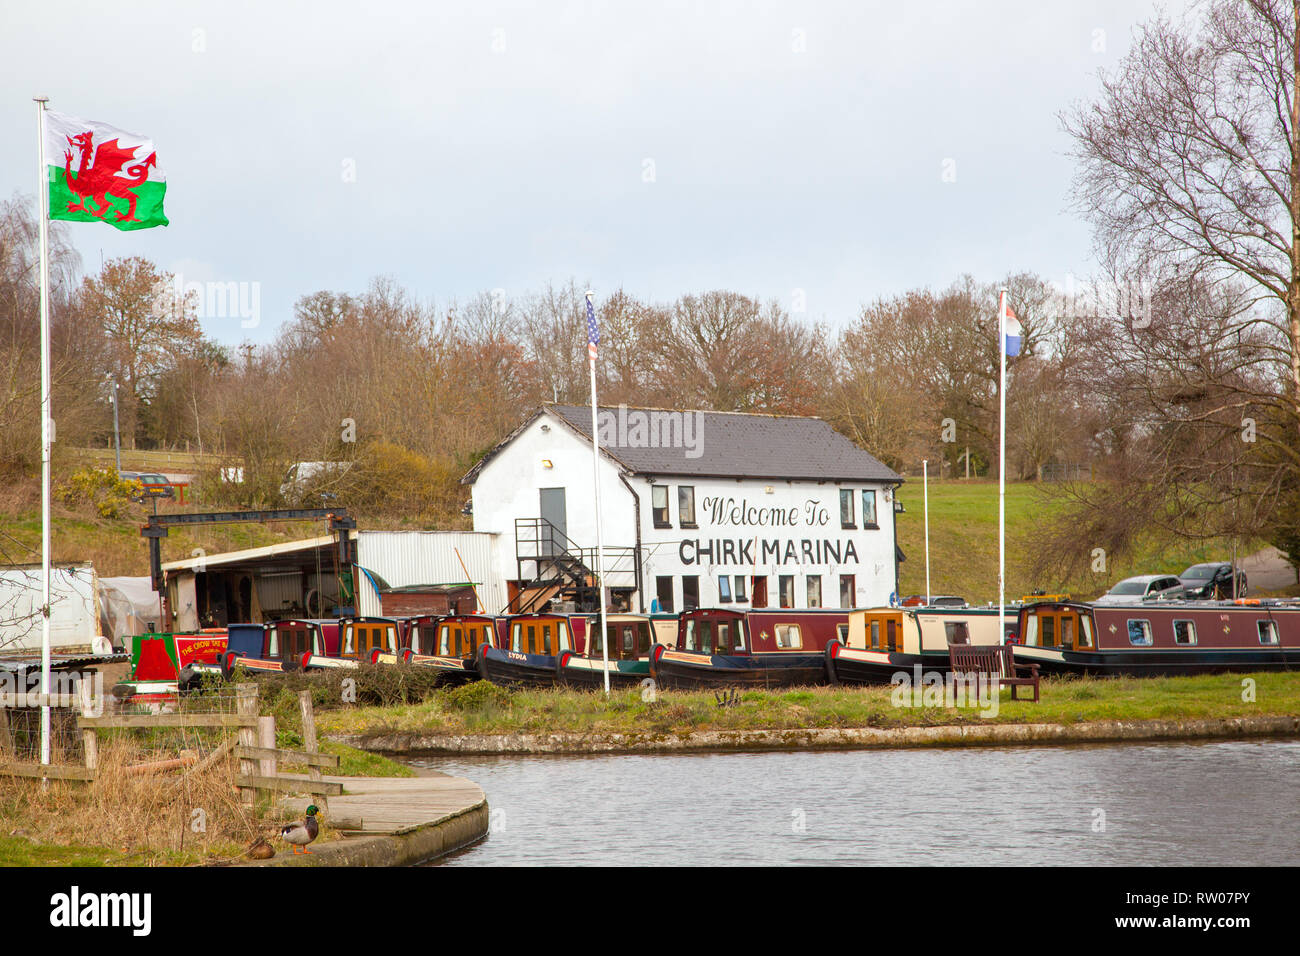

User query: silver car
[1093,574,1186,606]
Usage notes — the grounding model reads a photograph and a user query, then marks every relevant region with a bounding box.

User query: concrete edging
[239,800,489,867]
[336,715,1300,755]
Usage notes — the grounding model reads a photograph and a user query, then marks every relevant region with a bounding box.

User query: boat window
[1041,616,1056,647]
[1023,615,1040,647]
[511,623,522,653]
[1127,620,1153,646]
[1173,620,1197,646]
[437,624,451,655]
[1258,620,1279,645]
[1078,616,1093,648]
[540,622,554,654]
[557,620,571,652]
[775,624,802,649]
[719,576,733,603]
[732,620,746,652]
[870,620,881,650]
[1060,617,1074,648]
[944,621,970,645]
[266,628,279,657]
[837,623,849,643]
[886,619,898,652]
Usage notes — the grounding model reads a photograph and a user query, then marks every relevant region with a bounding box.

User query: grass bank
[309,672,1300,742]
[893,479,1266,603]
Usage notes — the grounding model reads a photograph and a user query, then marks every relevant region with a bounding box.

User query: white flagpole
[586,291,611,695]
[997,288,1007,644]
[34,96,53,764]
[923,459,930,606]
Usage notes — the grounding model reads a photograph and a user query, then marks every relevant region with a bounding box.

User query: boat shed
[159,530,503,630]
[462,404,904,614]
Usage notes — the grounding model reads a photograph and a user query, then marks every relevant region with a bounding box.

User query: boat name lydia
[679,537,860,566]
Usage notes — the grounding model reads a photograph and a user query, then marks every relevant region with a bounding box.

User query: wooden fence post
[79,679,98,774]
[236,683,258,806]
[0,706,11,756]
[257,716,277,778]
[298,690,328,814]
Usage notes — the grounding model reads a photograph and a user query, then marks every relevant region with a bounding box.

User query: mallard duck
[280,805,320,854]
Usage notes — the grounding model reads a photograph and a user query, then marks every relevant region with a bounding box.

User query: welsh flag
[45,109,168,231]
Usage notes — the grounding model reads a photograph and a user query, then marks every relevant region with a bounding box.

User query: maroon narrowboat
[648,607,848,689]
[220,619,342,677]
[379,613,502,685]
[1013,599,1300,676]
[303,617,400,670]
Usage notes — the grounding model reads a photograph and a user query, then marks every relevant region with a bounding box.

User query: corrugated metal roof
[462,404,903,484]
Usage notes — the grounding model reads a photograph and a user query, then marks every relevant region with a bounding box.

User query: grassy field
[312,672,1300,740]
[893,479,1264,604]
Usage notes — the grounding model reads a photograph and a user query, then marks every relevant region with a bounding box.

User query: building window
[840,488,855,528]
[778,575,795,608]
[862,490,877,528]
[655,576,674,613]
[751,576,768,608]
[1173,620,1197,646]
[839,574,855,608]
[734,576,748,602]
[652,485,671,528]
[718,576,733,603]
[1258,620,1279,645]
[806,575,822,608]
[679,486,696,527]
[682,575,700,610]
[1127,620,1153,646]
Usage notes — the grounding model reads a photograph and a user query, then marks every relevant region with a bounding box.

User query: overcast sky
[1,0,1185,346]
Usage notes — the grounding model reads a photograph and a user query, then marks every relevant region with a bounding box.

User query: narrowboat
[476,613,587,688]
[303,617,400,669]
[555,613,675,689]
[648,607,849,689]
[219,620,339,677]
[1012,598,1300,676]
[377,613,500,685]
[112,629,228,701]
[824,606,1008,684]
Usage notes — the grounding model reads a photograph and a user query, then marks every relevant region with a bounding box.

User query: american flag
[585,292,599,362]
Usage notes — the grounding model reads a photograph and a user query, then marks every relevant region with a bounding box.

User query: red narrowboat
[303,617,400,670]
[377,613,502,685]
[112,628,228,701]
[1013,599,1300,676]
[648,607,849,689]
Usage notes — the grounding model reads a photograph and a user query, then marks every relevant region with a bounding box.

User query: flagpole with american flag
[585,291,611,694]
[997,287,1022,643]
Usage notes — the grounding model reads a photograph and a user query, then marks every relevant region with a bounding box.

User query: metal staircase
[509,518,641,613]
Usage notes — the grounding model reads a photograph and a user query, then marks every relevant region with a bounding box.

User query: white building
[463,405,904,613]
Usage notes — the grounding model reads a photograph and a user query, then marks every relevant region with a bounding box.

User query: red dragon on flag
[44,109,168,231]
[61,132,157,223]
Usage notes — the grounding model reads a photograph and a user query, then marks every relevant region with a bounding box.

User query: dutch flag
[1001,296,1022,357]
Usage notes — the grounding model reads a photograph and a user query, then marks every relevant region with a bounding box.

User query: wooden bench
[948,645,1040,702]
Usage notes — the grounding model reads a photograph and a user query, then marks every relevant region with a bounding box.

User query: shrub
[54,466,141,519]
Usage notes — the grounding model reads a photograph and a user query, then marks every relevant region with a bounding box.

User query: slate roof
[462,405,902,484]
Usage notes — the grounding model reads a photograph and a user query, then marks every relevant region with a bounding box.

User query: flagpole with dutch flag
[585,291,611,694]
[998,287,1022,643]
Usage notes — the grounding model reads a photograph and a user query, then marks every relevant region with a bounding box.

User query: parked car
[1092,574,1185,606]
[1179,562,1247,600]
[279,460,353,504]
[119,471,174,501]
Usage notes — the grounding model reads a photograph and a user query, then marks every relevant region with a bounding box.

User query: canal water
[406,739,1300,866]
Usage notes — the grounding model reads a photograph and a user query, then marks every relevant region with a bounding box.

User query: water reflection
[406,740,1300,866]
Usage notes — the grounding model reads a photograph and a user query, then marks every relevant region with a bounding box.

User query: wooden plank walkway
[283,771,485,835]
